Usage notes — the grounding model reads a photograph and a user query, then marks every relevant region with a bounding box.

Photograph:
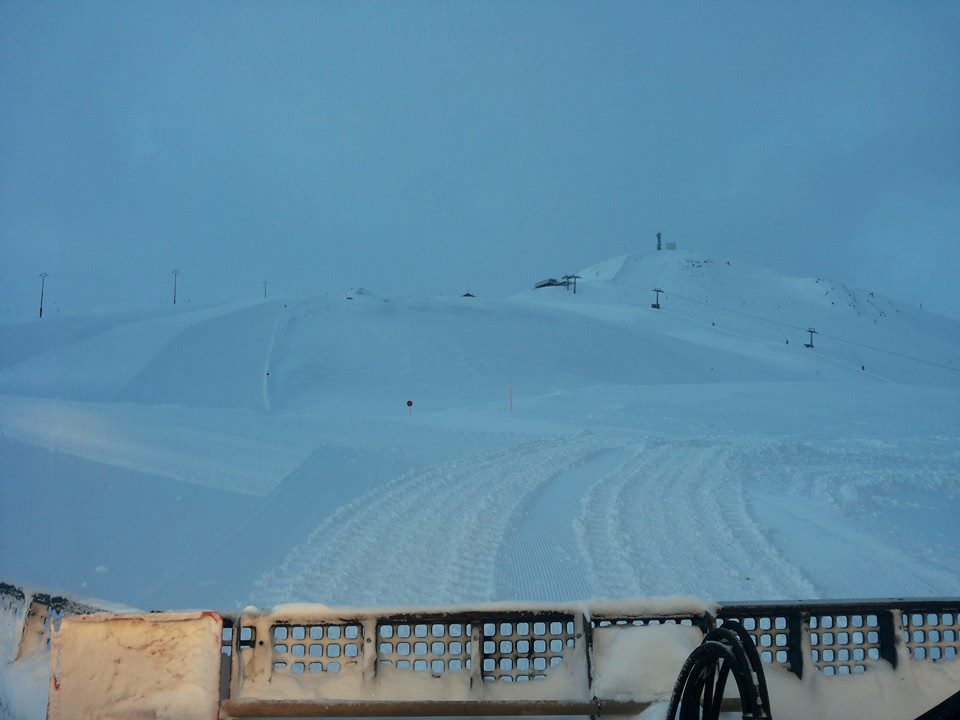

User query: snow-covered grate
[271,622,362,674]
[481,616,575,682]
[721,614,791,665]
[809,613,882,675]
[902,610,960,661]
[238,625,255,649]
[717,606,895,676]
[377,621,473,672]
[16,588,960,717]
[221,624,233,656]
[592,616,703,630]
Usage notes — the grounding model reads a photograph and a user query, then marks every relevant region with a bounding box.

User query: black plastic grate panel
[481,616,575,682]
[271,622,362,675]
[377,621,473,673]
[221,624,233,657]
[592,616,702,629]
[809,613,881,675]
[238,625,256,649]
[902,610,960,662]
[718,613,793,667]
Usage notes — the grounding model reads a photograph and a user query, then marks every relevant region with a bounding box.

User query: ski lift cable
[807,345,896,384]
[664,292,959,374]
[660,305,895,382]
[658,306,786,347]
[666,291,810,332]
[813,331,959,373]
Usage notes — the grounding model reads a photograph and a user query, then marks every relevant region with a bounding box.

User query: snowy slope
[529,251,959,385]
[1,250,958,614]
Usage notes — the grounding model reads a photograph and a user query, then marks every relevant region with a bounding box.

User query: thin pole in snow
[38,273,48,318]
[263,280,268,299]
[172,269,179,305]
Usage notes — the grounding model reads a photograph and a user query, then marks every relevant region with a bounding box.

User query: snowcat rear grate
[592,616,705,630]
[221,624,233,656]
[808,613,882,675]
[902,609,960,661]
[270,622,362,674]
[376,621,473,672]
[718,613,794,668]
[17,584,960,717]
[480,616,576,682]
[238,625,255,649]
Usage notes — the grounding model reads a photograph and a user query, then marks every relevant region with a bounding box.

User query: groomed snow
[1,252,958,610]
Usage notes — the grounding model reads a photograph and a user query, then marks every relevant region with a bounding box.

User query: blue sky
[2,1,958,317]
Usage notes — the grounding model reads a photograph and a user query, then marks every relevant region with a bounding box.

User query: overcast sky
[2,1,958,318]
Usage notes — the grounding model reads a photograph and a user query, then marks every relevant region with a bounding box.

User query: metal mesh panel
[809,613,881,675]
[377,621,473,673]
[271,622,362,675]
[480,616,575,682]
[902,610,960,661]
[718,613,793,667]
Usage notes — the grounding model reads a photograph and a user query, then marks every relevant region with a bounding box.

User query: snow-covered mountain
[2,250,956,410]
[1,251,958,613]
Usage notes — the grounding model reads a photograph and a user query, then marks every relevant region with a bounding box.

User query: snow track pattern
[575,441,817,600]
[254,434,960,606]
[254,435,600,606]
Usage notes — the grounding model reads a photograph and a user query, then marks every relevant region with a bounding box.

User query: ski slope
[1,250,959,614]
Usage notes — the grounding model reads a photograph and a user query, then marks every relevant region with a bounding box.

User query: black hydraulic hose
[709,658,731,716]
[668,642,741,719]
[705,622,773,714]
[665,621,773,720]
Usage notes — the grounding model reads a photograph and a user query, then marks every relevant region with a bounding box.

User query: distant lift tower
[804,328,817,348]
[651,288,663,310]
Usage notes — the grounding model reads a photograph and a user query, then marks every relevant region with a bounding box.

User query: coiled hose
[665,620,773,720]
